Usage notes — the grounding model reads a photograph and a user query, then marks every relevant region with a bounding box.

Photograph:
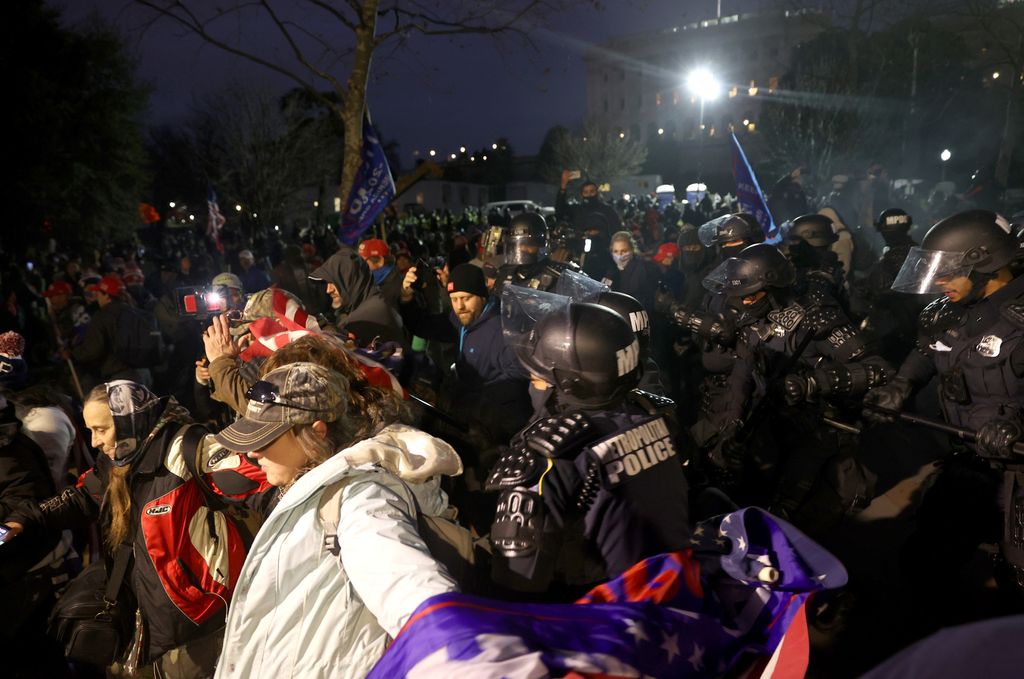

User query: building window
[656,92,662,107]
[672,90,679,106]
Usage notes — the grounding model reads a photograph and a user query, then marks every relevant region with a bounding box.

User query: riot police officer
[854,208,928,363]
[785,213,848,309]
[693,244,889,533]
[698,212,765,263]
[486,287,690,596]
[493,212,580,295]
[863,210,1024,617]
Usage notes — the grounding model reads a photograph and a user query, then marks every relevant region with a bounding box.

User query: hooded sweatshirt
[310,248,406,348]
[216,424,461,679]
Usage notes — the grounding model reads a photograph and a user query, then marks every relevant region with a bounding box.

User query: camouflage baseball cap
[229,287,306,336]
[214,362,348,452]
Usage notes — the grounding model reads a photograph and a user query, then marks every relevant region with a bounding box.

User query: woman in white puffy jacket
[211,358,461,679]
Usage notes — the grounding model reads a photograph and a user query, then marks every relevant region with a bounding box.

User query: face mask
[788,239,821,267]
[679,252,705,271]
[583,196,599,206]
[612,252,633,269]
[728,293,771,319]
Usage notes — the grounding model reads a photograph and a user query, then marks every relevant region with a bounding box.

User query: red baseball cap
[89,275,124,297]
[43,280,73,298]
[653,243,681,264]
[357,239,389,259]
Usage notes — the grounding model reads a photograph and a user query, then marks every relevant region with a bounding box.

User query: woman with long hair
[4,381,273,677]
[213,360,462,678]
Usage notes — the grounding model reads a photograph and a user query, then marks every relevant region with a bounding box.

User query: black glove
[862,376,912,424]
[783,374,815,405]
[976,419,1024,459]
[670,305,735,344]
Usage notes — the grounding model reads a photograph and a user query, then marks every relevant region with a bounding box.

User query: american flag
[369,508,845,679]
[207,187,227,254]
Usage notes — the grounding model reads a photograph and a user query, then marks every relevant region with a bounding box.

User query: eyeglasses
[245,380,322,413]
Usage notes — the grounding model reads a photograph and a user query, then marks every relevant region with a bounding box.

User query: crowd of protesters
[2,160,1023,679]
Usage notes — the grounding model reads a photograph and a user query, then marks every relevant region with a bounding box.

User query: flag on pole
[730,133,778,241]
[339,111,395,245]
[207,187,226,254]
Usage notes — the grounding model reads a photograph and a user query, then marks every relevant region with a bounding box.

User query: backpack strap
[178,423,226,511]
[317,477,354,556]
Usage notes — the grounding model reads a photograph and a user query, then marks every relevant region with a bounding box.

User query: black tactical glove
[862,376,912,424]
[976,419,1024,459]
[670,305,736,344]
[783,374,813,405]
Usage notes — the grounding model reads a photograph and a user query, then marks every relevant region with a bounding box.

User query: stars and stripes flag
[731,133,778,242]
[207,187,227,254]
[369,508,845,679]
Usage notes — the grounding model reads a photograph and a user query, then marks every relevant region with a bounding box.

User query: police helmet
[891,210,1018,294]
[875,208,913,234]
[788,213,838,247]
[517,302,640,403]
[505,212,548,266]
[703,243,795,296]
[698,213,762,248]
[595,291,650,360]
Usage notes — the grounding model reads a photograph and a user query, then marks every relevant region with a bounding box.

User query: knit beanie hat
[446,263,488,299]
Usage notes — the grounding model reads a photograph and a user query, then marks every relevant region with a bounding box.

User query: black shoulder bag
[48,542,135,667]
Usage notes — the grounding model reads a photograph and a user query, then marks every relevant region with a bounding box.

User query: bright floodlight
[687,68,721,100]
[940,149,952,162]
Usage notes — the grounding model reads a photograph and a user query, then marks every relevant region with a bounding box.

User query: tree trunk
[338,0,379,208]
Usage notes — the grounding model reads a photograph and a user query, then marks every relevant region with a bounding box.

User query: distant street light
[235,204,242,212]
[491,143,498,150]
[686,67,720,179]
[993,71,1001,79]
[428,149,437,157]
[657,127,664,135]
[168,201,176,208]
[450,153,457,160]
[618,131,625,139]
[459,146,466,153]
[940,148,952,180]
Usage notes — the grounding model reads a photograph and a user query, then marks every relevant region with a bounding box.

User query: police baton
[407,392,462,428]
[824,406,1024,456]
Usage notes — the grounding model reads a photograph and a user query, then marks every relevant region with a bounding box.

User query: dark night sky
[54,0,767,167]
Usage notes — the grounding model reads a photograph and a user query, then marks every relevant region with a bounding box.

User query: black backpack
[115,305,162,368]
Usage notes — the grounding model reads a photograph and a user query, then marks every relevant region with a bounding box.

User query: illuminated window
[728,86,738,98]
[656,92,663,107]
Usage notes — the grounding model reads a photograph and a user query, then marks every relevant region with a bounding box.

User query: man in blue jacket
[400,263,531,442]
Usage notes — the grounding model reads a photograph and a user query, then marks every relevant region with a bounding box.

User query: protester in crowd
[358,238,403,309]
[213,362,460,678]
[70,275,154,388]
[2,381,274,677]
[309,246,406,348]
[400,262,531,442]
[603,230,660,314]
[236,249,271,293]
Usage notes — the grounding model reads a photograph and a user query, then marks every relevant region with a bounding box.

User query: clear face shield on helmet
[702,257,766,297]
[481,226,505,258]
[698,214,737,247]
[554,269,609,303]
[500,285,572,381]
[504,234,545,266]
[890,246,972,294]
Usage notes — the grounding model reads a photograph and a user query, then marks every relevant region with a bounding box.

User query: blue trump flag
[339,111,395,245]
[369,508,846,679]
[731,133,778,242]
